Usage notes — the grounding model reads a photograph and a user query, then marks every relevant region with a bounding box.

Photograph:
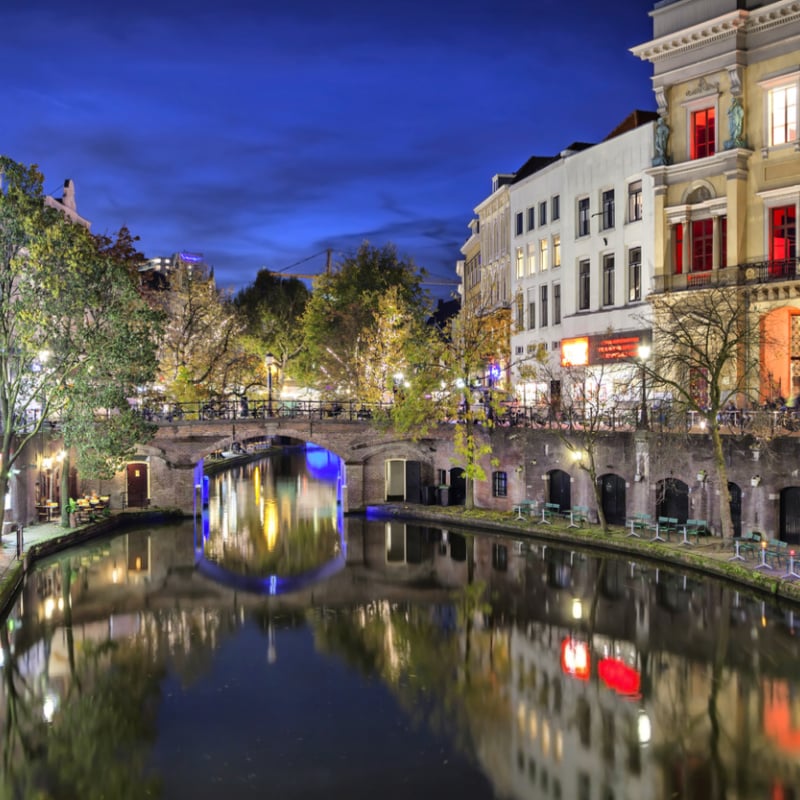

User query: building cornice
[631,10,748,63]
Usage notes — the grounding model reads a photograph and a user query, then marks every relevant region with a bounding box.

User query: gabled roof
[603,109,659,141]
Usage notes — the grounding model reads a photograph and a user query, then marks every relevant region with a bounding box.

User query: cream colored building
[633,0,800,403]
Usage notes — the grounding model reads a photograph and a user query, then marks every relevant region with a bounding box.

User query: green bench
[540,502,560,525]
[626,512,651,538]
[565,505,590,527]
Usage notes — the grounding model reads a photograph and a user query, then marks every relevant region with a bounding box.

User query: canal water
[1,444,800,799]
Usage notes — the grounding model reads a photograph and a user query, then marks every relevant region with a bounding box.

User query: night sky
[3,0,656,298]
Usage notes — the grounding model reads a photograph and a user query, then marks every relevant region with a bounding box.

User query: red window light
[691,108,715,159]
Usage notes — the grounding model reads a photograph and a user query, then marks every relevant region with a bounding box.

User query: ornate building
[633,0,800,404]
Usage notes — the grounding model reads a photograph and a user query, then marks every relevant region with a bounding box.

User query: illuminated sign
[561,330,651,367]
[597,657,641,697]
[560,637,590,681]
[561,338,589,367]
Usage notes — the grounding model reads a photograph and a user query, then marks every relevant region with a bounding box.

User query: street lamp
[265,352,275,417]
[638,343,651,430]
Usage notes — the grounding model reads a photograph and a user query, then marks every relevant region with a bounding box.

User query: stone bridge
[136,416,454,514]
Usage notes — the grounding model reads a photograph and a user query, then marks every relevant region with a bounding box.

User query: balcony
[652,259,799,294]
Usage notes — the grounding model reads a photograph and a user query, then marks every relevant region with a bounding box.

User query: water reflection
[198,445,345,591]
[0,498,799,795]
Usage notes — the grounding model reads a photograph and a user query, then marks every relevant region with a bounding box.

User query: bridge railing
[136,399,395,423]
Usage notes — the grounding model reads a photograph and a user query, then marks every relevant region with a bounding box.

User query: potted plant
[66,498,79,528]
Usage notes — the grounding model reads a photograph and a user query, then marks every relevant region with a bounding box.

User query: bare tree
[643,287,763,539]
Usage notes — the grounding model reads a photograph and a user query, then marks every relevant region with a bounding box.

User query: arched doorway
[448,467,466,506]
[780,487,800,544]
[728,482,742,537]
[656,478,689,523]
[600,473,626,526]
[548,469,571,512]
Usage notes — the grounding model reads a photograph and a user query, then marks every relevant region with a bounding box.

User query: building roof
[603,109,659,141]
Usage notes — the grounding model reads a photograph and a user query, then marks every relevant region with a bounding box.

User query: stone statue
[724,95,746,149]
[653,116,671,166]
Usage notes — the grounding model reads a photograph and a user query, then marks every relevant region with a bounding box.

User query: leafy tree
[0,157,162,528]
[295,241,429,396]
[156,262,242,404]
[644,287,762,539]
[233,269,310,397]
[392,300,509,509]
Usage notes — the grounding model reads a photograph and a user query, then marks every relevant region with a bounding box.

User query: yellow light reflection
[263,498,278,551]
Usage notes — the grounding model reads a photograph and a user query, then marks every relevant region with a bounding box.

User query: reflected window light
[529,711,538,741]
[517,701,527,734]
[572,598,583,619]
[555,730,563,762]
[43,691,59,723]
[542,720,551,756]
[638,710,652,745]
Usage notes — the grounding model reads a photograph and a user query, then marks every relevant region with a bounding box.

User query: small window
[553,283,561,325]
[515,212,524,236]
[527,242,536,275]
[539,238,549,271]
[528,289,536,329]
[628,247,641,302]
[553,234,561,268]
[770,205,797,274]
[539,201,547,227]
[516,293,524,329]
[578,259,590,310]
[492,471,507,497]
[601,189,615,230]
[552,195,560,221]
[691,107,715,159]
[628,180,642,222]
[540,285,548,327]
[692,219,713,272]
[578,198,590,236]
[674,223,683,274]
[515,247,524,278]
[602,254,615,306]
[527,207,536,231]
[768,82,798,146]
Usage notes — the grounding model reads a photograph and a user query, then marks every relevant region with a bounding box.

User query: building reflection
[1,504,799,795]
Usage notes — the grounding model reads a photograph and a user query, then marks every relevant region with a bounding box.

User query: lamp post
[265,352,275,417]
[638,343,651,430]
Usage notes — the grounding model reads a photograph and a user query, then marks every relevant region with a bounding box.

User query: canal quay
[2,498,800,620]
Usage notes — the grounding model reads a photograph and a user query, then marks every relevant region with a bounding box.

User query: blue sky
[3,0,656,299]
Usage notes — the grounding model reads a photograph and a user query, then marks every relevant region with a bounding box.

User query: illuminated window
[770,205,797,275]
[539,201,547,227]
[628,180,642,222]
[692,219,713,271]
[562,338,589,367]
[553,234,561,268]
[527,242,536,275]
[691,107,715,159]
[578,198,590,236]
[602,254,614,305]
[578,259,590,310]
[539,238,549,271]
[674,223,684,274]
[628,247,641,302]
[552,194,560,221]
[516,247,524,278]
[540,285,548,327]
[515,212,524,236]
[553,283,561,325]
[527,206,536,231]
[768,83,798,146]
[601,189,615,230]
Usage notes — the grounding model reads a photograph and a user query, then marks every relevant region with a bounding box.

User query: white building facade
[508,115,657,413]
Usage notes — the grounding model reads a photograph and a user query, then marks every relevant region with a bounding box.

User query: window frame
[578,259,590,311]
[553,282,561,325]
[577,197,590,237]
[539,201,547,227]
[540,284,548,327]
[601,189,615,230]
[527,206,536,232]
[551,195,560,221]
[527,287,536,330]
[760,69,800,149]
[683,92,719,161]
[492,471,508,498]
[515,246,525,279]
[515,211,524,236]
[602,253,615,306]
[627,180,642,223]
[539,238,549,272]
[628,247,641,302]
[553,234,561,269]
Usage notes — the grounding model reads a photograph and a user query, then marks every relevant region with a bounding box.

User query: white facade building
[508,113,657,409]
[474,173,514,311]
